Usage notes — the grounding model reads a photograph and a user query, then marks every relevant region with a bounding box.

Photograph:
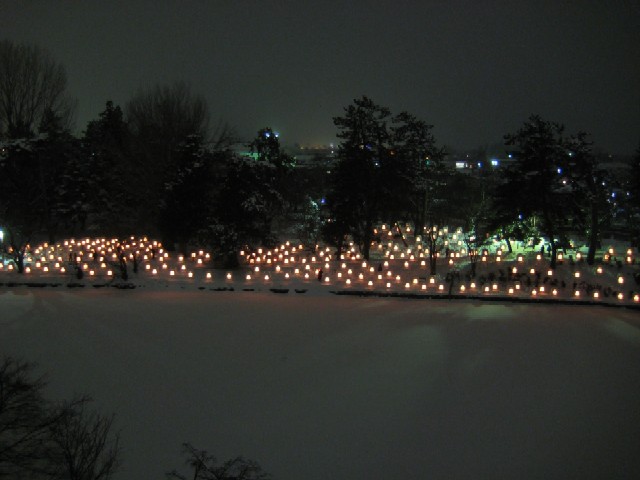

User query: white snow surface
[1,287,640,479]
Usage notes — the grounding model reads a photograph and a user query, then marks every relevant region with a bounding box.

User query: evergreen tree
[0,108,80,270]
[565,132,613,264]
[389,111,444,229]
[158,134,214,252]
[82,101,135,235]
[328,96,391,260]
[501,115,571,268]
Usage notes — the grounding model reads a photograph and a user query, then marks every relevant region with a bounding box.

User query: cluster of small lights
[0,232,638,304]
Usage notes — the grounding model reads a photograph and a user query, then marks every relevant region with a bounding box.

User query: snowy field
[1,287,640,479]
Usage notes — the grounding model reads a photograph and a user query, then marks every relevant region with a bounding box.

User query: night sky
[3,0,639,153]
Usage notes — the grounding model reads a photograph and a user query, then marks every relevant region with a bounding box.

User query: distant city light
[491,159,499,167]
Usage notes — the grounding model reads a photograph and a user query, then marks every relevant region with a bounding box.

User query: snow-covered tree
[501,115,571,268]
[0,108,81,270]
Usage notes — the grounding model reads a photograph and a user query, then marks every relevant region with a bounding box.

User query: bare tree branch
[0,40,75,139]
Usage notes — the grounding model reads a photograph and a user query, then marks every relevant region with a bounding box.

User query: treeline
[1,39,639,270]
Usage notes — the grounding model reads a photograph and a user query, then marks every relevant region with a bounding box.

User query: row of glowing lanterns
[0,235,638,302]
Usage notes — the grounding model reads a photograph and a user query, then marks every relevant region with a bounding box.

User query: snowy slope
[1,288,640,479]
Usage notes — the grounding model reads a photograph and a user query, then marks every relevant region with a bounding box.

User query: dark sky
[3,0,639,153]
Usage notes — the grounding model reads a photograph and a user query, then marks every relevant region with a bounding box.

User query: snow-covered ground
[1,287,640,479]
